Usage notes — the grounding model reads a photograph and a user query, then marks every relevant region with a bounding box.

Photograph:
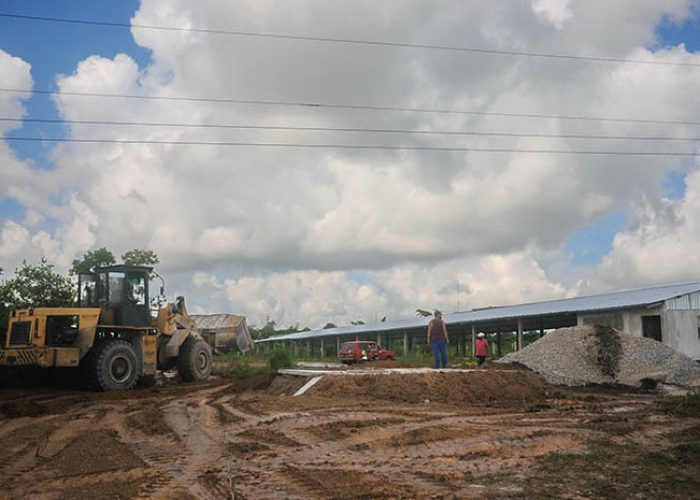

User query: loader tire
[87,340,139,391]
[177,337,212,382]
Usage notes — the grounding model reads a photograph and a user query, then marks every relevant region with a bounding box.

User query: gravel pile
[498,325,700,387]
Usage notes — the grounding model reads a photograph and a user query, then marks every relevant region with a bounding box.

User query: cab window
[108,272,126,302]
[126,273,146,305]
[97,272,108,302]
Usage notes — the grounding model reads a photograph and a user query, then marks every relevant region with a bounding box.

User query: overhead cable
[1,88,699,126]
[4,136,700,155]
[2,116,700,142]
[0,12,697,68]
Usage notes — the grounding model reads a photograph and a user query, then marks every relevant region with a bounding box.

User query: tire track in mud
[126,400,223,499]
[2,374,692,499]
[127,388,299,499]
[282,464,428,499]
[153,385,267,498]
[227,408,443,497]
[248,406,594,498]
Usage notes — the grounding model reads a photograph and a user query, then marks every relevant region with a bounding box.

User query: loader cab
[79,265,152,327]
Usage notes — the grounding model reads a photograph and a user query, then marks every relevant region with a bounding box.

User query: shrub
[269,348,294,371]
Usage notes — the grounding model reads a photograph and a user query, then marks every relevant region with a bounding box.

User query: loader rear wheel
[88,340,139,391]
[177,337,212,382]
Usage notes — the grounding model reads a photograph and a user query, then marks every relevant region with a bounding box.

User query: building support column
[336,337,340,353]
[377,333,382,346]
[496,332,502,357]
[320,339,325,358]
[403,331,409,356]
[517,319,523,351]
[471,325,476,358]
[306,341,311,358]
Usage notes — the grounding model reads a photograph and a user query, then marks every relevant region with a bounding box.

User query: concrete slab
[293,376,324,396]
[296,361,347,370]
[278,368,480,377]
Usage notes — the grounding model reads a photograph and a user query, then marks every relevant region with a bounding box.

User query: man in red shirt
[475,332,489,367]
[427,311,449,369]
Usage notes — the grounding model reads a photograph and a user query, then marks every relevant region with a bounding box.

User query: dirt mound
[52,430,144,476]
[267,374,309,395]
[274,370,549,404]
[500,325,700,387]
[306,417,406,441]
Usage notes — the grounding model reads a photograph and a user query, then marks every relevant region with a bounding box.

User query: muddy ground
[0,368,698,499]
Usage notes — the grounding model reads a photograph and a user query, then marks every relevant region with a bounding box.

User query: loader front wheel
[177,337,212,382]
[88,340,139,391]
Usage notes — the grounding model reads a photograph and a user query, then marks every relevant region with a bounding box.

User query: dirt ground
[0,368,698,499]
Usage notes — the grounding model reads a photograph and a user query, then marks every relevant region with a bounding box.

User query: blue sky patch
[655,9,700,51]
[564,209,628,267]
[663,170,687,200]
[0,197,26,222]
[0,0,150,169]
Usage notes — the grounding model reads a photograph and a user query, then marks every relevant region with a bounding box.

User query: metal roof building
[257,282,700,360]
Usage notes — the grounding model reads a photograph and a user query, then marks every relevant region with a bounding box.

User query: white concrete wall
[663,310,700,360]
[577,307,663,338]
[624,306,664,338]
[576,306,700,359]
[577,311,625,331]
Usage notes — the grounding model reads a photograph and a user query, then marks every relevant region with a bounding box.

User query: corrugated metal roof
[257,281,700,343]
[191,314,245,330]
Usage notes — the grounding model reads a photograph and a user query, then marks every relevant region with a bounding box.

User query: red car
[338,341,396,363]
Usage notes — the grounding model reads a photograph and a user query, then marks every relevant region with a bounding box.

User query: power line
[3,116,700,142]
[2,87,699,126]
[5,136,699,155]
[1,12,697,68]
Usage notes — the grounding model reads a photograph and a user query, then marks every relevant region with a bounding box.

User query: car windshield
[340,343,355,350]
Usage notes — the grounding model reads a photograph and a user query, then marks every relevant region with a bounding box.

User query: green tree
[0,259,75,326]
[250,319,277,339]
[71,247,116,274]
[250,320,308,339]
[351,320,365,325]
[122,249,159,267]
[415,309,433,317]
[323,322,337,329]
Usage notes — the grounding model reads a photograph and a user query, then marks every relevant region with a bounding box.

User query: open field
[1,367,699,499]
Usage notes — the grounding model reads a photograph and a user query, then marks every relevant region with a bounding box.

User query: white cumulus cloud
[2,1,700,328]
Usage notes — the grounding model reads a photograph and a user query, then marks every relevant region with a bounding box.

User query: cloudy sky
[1,0,700,328]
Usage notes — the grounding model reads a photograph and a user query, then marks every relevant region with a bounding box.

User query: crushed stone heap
[499,325,700,387]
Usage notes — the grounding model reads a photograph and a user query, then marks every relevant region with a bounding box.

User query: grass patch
[214,355,272,378]
[515,437,700,499]
[658,393,700,417]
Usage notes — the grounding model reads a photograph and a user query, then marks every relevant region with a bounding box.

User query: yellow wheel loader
[0,265,212,391]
